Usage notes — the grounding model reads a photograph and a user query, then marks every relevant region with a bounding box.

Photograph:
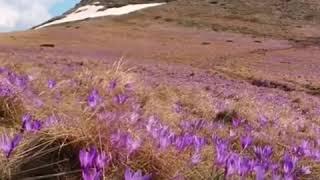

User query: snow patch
[36,3,165,29]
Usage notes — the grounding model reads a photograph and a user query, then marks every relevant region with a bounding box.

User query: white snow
[36,3,166,29]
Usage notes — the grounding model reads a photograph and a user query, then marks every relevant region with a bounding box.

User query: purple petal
[241,135,253,149]
[87,89,101,108]
[283,154,297,175]
[254,165,266,180]
[79,148,97,169]
[124,168,151,180]
[0,133,22,158]
[82,168,102,180]
[95,151,110,170]
[48,80,56,89]
[114,93,129,105]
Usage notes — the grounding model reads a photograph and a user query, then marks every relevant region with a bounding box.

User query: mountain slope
[34,0,174,29]
[34,0,320,40]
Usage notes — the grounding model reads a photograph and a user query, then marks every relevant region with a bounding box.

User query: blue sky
[0,0,80,32]
[50,0,80,16]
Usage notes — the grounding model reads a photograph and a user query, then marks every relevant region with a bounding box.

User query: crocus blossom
[79,147,110,180]
[21,114,42,133]
[124,168,151,180]
[241,135,253,149]
[82,168,102,180]
[283,154,298,178]
[0,133,22,158]
[48,80,56,89]
[114,93,129,104]
[79,148,98,169]
[108,80,117,90]
[88,89,101,108]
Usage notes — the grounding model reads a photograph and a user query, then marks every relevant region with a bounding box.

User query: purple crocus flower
[79,148,98,169]
[241,135,253,149]
[82,168,102,180]
[79,147,110,180]
[87,89,101,108]
[126,136,141,155]
[158,129,175,149]
[254,165,266,180]
[232,118,245,127]
[7,72,28,89]
[111,132,141,154]
[146,116,159,132]
[225,153,252,176]
[254,146,273,160]
[22,114,42,133]
[226,153,240,175]
[292,140,312,157]
[95,151,111,170]
[259,115,268,126]
[0,133,22,158]
[283,154,298,178]
[32,120,42,131]
[193,135,206,152]
[22,114,32,123]
[0,85,12,97]
[214,137,230,165]
[238,157,252,176]
[23,120,41,132]
[175,134,194,151]
[48,80,56,89]
[114,93,129,104]
[108,80,117,90]
[124,168,151,180]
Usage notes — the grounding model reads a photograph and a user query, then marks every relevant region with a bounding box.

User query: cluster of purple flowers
[213,126,313,179]
[21,114,42,133]
[0,113,47,158]
[292,140,320,161]
[146,116,177,149]
[124,168,151,180]
[146,116,207,164]
[0,103,62,159]
[0,133,22,158]
[79,147,111,180]
[87,81,130,109]
[0,84,12,97]
[7,71,29,89]
[111,131,141,155]
[1,68,317,179]
[0,69,29,97]
[214,136,269,178]
[79,147,151,180]
[0,112,57,158]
